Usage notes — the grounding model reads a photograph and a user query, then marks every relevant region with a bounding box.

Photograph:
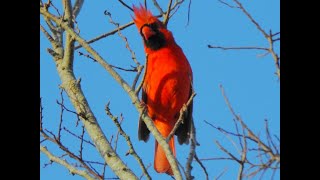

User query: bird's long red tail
[154,120,176,175]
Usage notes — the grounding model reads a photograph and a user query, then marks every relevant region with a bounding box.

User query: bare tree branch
[186,0,192,26]
[105,103,151,180]
[40,97,44,131]
[41,146,96,180]
[185,120,196,180]
[203,84,279,179]
[40,6,139,179]
[211,0,280,79]
[57,89,65,141]
[166,92,196,142]
[62,0,75,70]
[104,11,140,66]
[132,64,144,90]
[214,140,242,164]
[113,113,124,152]
[218,0,240,8]
[232,0,268,38]
[40,129,102,179]
[79,125,85,159]
[214,167,228,180]
[63,127,95,147]
[265,119,279,155]
[220,85,279,162]
[208,45,269,51]
[203,120,258,144]
[78,51,138,72]
[163,0,173,26]
[194,153,209,180]
[74,22,134,50]
[41,7,183,178]
[72,0,84,18]
[135,55,148,95]
[151,0,164,15]
[40,24,55,43]
[118,0,133,11]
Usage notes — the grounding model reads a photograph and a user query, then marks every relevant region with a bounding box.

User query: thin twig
[163,0,173,26]
[215,167,228,180]
[267,30,280,79]
[135,55,148,95]
[204,120,257,144]
[232,118,243,151]
[49,1,62,17]
[57,89,65,141]
[169,0,185,19]
[215,0,280,79]
[78,51,97,62]
[220,125,242,156]
[232,0,268,38]
[144,0,147,9]
[79,125,85,159]
[55,97,82,118]
[63,127,95,147]
[114,114,124,152]
[194,153,209,180]
[272,32,280,37]
[104,10,140,65]
[139,164,152,180]
[166,92,196,142]
[102,162,108,179]
[40,97,44,131]
[237,118,247,180]
[78,51,137,72]
[40,129,101,179]
[74,22,134,50]
[86,162,102,177]
[215,140,241,164]
[265,119,279,154]
[199,157,234,161]
[105,103,151,180]
[218,0,240,9]
[132,65,144,90]
[273,38,280,42]
[186,0,192,26]
[151,0,164,15]
[118,0,133,11]
[111,65,137,72]
[41,146,96,180]
[208,45,269,51]
[274,135,280,143]
[219,85,279,162]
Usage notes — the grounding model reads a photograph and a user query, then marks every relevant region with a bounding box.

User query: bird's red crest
[132,5,159,30]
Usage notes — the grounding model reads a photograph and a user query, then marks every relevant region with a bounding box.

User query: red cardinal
[133,5,193,175]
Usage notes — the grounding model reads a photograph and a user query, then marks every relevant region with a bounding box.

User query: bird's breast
[143,47,192,123]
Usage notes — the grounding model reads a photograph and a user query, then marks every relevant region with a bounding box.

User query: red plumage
[133,5,193,175]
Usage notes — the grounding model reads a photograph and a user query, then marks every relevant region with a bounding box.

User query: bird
[132,5,194,175]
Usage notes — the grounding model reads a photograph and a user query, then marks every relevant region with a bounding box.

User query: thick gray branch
[41,7,138,180]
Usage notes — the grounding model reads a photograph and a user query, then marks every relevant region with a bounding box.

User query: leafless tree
[40,0,279,179]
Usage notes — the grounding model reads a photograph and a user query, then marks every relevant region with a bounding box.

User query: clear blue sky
[40,0,279,179]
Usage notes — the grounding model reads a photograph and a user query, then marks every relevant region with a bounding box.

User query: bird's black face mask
[140,23,166,50]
